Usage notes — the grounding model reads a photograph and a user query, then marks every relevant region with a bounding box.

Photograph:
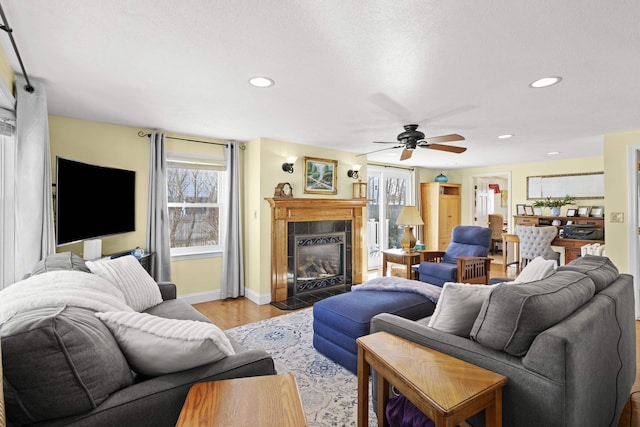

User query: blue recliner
[417,225,493,286]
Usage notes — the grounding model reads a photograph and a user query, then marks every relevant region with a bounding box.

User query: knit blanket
[0,270,133,324]
[351,276,442,304]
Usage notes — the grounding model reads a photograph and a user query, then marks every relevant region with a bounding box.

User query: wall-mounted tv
[56,157,136,245]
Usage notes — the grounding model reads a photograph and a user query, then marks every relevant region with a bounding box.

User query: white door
[366,166,415,269]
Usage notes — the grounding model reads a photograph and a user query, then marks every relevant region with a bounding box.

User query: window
[166,152,226,257]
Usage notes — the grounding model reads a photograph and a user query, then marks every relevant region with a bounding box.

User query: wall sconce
[282,156,297,174]
[347,164,362,180]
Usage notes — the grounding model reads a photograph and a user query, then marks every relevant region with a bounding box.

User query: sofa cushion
[428,282,494,337]
[557,254,619,292]
[470,270,596,356]
[95,311,235,377]
[87,255,162,311]
[1,306,133,425]
[29,251,91,276]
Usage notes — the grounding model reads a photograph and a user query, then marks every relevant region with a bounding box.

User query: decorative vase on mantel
[550,207,561,216]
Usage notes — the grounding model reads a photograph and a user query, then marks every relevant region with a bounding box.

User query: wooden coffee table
[176,374,308,426]
[357,331,507,427]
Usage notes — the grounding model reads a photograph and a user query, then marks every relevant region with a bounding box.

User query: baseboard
[245,287,272,305]
[177,288,272,306]
[178,290,221,305]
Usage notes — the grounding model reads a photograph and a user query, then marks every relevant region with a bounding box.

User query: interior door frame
[469,171,512,231]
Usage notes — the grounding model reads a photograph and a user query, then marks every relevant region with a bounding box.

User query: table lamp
[396,205,424,251]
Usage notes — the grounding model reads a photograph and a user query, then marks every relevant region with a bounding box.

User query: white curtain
[146,131,172,282]
[220,142,244,298]
[0,112,16,289]
[12,75,55,282]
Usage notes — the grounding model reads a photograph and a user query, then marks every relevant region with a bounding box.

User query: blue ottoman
[313,290,436,374]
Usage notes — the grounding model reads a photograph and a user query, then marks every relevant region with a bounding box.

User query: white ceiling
[1,1,639,169]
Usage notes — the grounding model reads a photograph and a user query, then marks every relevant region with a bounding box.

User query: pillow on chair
[511,256,556,284]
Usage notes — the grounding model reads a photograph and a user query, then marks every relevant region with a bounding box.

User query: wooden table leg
[485,389,502,427]
[357,346,369,427]
[502,235,508,272]
[382,254,388,277]
[377,375,390,427]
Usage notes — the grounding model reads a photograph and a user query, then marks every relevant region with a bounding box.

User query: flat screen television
[56,157,136,245]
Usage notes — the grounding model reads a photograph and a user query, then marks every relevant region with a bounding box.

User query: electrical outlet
[611,212,624,223]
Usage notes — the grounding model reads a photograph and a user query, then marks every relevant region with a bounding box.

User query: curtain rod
[138,131,228,147]
[0,4,34,93]
[367,161,415,171]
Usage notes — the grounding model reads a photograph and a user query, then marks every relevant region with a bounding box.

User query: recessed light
[548,151,560,155]
[249,76,274,88]
[530,76,562,88]
[497,134,513,139]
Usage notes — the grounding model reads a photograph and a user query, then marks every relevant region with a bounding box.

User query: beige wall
[603,130,640,274]
[244,137,366,302]
[0,45,14,95]
[49,115,228,297]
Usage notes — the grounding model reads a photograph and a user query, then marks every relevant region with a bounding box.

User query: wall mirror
[527,172,604,200]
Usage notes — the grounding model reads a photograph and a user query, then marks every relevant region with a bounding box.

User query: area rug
[225,307,378,426]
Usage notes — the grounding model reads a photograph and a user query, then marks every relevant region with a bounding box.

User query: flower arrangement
[532,195,576,215]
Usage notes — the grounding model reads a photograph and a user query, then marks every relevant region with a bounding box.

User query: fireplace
[288,220,352,297]
[266,198,368,303]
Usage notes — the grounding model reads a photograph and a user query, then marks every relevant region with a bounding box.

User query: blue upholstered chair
[416,225,493,286]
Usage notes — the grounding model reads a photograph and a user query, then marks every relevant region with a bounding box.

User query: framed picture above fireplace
[304,156,337,195]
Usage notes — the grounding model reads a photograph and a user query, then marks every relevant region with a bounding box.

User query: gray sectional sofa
[1,253,276,427]
[371,255,636,426]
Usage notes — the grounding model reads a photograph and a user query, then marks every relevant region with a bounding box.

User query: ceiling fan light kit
[367,124,466,161]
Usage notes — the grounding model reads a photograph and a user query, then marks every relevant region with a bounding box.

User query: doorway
[366,165,416,269]
[471,173,510,230]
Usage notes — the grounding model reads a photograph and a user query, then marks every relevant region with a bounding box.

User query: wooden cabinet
[420,183,461,250]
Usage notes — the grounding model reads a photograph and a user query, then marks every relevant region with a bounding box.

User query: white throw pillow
[87,256,162,311]
[512,256,557,284]
[95,311,235,377]
[428,282,495,337]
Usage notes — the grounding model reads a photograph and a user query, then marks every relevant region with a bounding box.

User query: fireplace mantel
[265,198,368,302]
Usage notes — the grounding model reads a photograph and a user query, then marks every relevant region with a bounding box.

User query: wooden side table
[381,249,421,279]
[176,374,308,426]
[357,332,507,427]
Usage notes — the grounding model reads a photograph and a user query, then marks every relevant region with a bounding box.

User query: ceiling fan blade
[372,140,399,144]
[420,143,467,154]
[400,149,413,161]
[357,145,404,156]
[423,133,465,144]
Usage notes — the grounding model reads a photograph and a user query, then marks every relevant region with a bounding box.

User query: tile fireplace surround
[265,198,368,303]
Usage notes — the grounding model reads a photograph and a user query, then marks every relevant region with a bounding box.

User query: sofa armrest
[44,348,276,427]
[157,282,177,300]
[456,256,492,284]
[369,312,565,427]
[417,250,446,263]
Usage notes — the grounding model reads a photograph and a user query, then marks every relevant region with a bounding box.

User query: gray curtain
[14,75,55,280]
[220,142,244,298]
[146,131,171,282]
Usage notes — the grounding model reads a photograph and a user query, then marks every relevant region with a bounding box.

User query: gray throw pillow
[30,251,90,276]
[557,254,619,292]
[470,270,595,356]
[1,306,133,425]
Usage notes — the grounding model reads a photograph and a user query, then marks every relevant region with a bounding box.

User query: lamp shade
[396,206,424,226]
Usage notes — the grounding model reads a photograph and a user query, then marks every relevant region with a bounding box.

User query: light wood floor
[193,261,518,330]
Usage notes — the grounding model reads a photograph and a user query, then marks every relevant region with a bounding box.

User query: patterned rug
[225,307,378,426]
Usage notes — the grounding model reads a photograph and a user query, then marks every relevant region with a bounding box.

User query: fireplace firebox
[288,220,352,297]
